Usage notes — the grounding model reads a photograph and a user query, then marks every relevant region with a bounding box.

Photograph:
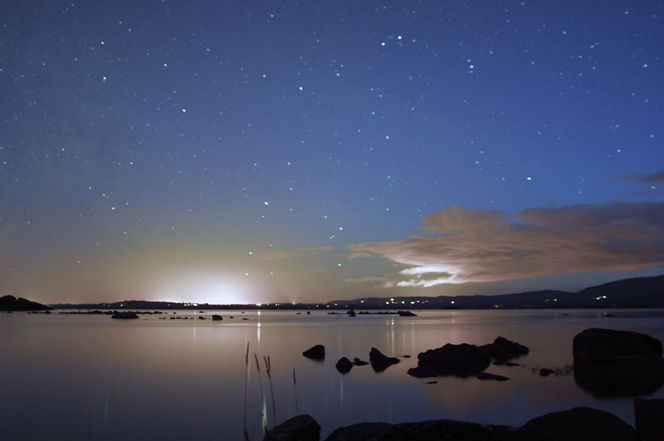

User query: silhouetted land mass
[0,295,52,311]
[47,275,664,311]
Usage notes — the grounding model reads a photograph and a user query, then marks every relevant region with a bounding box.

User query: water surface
[2,309,663,440]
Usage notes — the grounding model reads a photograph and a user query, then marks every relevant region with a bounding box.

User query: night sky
[2,0,663,305]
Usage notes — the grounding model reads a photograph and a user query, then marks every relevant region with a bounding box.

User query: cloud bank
[347,203,664,288]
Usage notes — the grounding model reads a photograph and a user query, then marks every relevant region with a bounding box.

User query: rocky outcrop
[303,345,326,360]
[324,419,543,441]
[634,398,664,441]
[110,312,139,319]
[479,337,530,363]
[414,343,491,377]
[369,347,400,372]
[263,414,320,441]
[212,315,223,321]
[573,328,664,397]
[517,406,638,441]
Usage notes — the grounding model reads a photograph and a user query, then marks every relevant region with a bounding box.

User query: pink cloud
[348,203,664,287]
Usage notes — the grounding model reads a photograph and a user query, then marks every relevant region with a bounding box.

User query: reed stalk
[264,356,277,428]
[254,353,267,434]
[293,368,299,415]
[243,342,250,441]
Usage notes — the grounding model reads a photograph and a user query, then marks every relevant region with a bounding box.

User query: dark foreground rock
[369,347,400,372]
[211,314,223,321]
[573,328,664,397]
[517,406,638,441]
[263,414,320,441]
[476,372,509,381]
[634,398,664,441]
[303,345,326,360]
[111,312,139,319]
[324,419,544,441]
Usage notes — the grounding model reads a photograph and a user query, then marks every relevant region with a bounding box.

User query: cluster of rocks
[265,403,663,441]
[407,336,529,380]
[291,328,664,439]
[303,345,399,373]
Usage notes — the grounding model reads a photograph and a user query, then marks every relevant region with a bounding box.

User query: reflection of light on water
[192,326,196,342]
[257,322,261,343]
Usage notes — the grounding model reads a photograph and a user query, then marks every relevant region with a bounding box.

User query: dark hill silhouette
[0,295,52,311]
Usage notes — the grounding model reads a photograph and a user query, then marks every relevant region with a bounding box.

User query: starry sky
[2,0,663,305]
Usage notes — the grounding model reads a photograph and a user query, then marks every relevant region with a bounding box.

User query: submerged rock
[263,414,320,441]
[111,312,139,319]
[517,406,638,441]
[369,347,400,372]
[303,345,326,360]
[211,315,223,321]
[476,372,510,381]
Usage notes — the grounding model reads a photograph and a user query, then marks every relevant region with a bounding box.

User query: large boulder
[634,398,664,441]
[303,345,326,360]
[414,343,491,377]
[369,347,400,372]
[264,414,320,441]
[517,406,638,441]
[324,419,542,441]
[573,328,662,362]
[573,328,664,397]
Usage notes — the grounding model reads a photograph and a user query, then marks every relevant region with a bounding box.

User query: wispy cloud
[298,246,335,254]
[620,171,664,184]
[248,250,303,262]
[347,203,664,288]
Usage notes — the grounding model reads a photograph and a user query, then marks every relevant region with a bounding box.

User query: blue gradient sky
[2,0,663,305]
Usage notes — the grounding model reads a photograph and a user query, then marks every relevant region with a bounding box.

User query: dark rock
[303,345,326,360]
[416,343,491,377]
[505,362,520,367]
[369,347,400,372]
[424,381,437,384]
[198,316,206,320]
[476,372,510,381]
[397,310,417,317]
[574,328,663,362]
[353,358,369,366]
[324,419,540,441]
[407,365,438,378]
[212,315,223,321]
[481,337,529,362]
[517,406,638,441]
[634,398,664,441]
[263,414,320,441]
[111,312,139,319]
[573,328,664,397]
[539,369,555,377]
[336,357,354,374]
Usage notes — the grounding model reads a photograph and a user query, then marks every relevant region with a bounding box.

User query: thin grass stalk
[243,343,250,441]
[254,353,267,434]
[264,356,277,428]
[293,368,299,415]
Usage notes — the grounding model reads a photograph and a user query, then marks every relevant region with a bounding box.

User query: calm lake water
[2,308,664,440]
